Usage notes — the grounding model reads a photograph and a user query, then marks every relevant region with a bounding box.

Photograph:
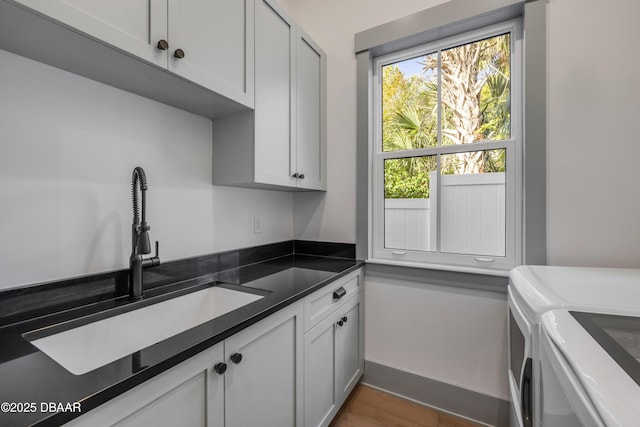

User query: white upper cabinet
[1,0,254,117]
[167,0,254,107]
[253,0,296,188]
[212,0,326,191]
[11,0,169,67]
[295,31,326,190]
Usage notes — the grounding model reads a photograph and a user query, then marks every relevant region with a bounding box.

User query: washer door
[508,288,533,427]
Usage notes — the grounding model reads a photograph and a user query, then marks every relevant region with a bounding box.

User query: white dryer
[539,309,640,426]
[507,265,640,427]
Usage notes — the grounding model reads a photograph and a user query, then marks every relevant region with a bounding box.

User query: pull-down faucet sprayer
[129,166,160,299]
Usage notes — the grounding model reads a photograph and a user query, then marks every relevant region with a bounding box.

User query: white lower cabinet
[335,296,363,400]
[64,342,224,427]
[64,270,364,427]
[225,301,303,427]
[304,313,338,427]
[304,277,364,427]
[65,301,303,427]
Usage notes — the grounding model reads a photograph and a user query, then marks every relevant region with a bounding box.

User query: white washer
[539,309,640,426]
[508,266,640,427]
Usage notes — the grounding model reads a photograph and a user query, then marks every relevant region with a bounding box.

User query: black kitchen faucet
[129,166,160,299]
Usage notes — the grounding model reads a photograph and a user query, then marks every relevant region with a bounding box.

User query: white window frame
[369,19,523,275]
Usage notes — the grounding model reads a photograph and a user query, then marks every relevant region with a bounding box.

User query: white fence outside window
[384,172,505,256]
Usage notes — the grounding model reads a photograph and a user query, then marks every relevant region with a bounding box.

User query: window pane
[438,34,511,146]
[381,54,438,152]
[440,149,506,257]
[384,156,437,251]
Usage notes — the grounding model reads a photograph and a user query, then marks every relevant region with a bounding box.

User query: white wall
[546,0,640,268]
[0,49,293,291]
[365,272,508,399]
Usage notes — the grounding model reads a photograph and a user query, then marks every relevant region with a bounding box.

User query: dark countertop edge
[25,259,365,427]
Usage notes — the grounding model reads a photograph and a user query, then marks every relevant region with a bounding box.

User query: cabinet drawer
[304,269,361,332]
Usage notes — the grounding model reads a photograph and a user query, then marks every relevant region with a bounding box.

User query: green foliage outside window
[384,157,435,199]
[382,33,510,199]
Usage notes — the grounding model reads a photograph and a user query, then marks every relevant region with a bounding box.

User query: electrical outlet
[254,215,263,234]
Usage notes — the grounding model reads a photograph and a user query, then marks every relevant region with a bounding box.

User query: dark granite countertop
[0,250,364,427]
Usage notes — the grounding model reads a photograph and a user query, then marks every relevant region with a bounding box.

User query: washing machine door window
[510,310,526,383]
[508,294,534,427]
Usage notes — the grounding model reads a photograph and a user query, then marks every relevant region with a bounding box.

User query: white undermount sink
[27,286,263,375]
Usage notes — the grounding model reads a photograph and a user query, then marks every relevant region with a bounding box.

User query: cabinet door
[253,0,296,188]
[295,31,326,190]
[304,310,339,427]
[225,302,303,427]
[64,343,224,427]
[168,0,254,107]
[336,295,363,400]
[13,0,168,67]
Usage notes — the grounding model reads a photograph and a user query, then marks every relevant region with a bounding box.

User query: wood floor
[330,384,484,427]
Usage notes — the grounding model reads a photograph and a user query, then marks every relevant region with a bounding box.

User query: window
[371,19,522,272]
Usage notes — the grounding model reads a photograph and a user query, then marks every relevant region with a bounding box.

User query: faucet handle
[141,241,161,268]
[148,241,161,267]
[152,241,161,265]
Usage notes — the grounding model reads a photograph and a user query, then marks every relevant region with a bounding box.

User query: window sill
[366,257,512,277]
